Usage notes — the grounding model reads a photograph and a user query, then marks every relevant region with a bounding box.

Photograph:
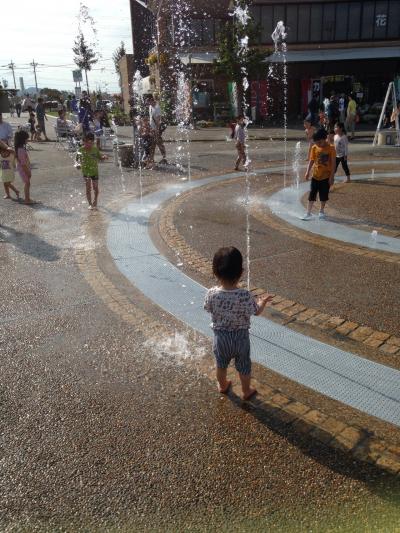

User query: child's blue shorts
[213,329,251,375]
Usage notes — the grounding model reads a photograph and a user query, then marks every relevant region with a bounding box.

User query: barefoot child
[234,115,246,171]
[334,122,351,183]
[0,146,19,199]
[14,130,33,204]
[302,128,336,220]
[76,132,107,210]
[204,247,273,400]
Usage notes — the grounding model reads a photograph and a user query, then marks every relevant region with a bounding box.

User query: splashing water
[111,118,126,193]
[233,0,252,288]
[144,331,206,365]
[176,71,192,181]
[293,141,301,188]
[132,70,145,200]
[271,21,288,190]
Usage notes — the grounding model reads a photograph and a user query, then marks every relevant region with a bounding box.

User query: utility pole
[8,61,17,89]
[30,59,39,93]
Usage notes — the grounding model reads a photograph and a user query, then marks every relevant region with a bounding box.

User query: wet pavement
[1,114,400,531]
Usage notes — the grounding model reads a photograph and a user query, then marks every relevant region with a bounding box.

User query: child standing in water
[0,145,19,199]
[334,122,351,183]
[14,130,33,205]
[302,128,336,220]
[234,115,246,171]
[204,247,272,400]
[76,132,107,210]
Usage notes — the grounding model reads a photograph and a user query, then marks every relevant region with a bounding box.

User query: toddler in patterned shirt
[204,247,272,400]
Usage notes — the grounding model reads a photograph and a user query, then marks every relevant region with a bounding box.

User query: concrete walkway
[107,168,400,427]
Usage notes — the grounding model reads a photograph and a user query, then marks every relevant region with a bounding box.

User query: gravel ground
[173,174,400,338]
[1,115,399,531]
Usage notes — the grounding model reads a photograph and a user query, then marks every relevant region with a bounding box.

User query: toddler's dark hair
[335,122,346,134]
[313,128,328,142]
[212,247,243,282]
[84,132,95,141]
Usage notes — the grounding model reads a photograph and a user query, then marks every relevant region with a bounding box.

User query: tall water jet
[232,0,252,289]
[293,141,301,189]
[132,69,145,199]
[271,21,288,188]
[173,0,192,181]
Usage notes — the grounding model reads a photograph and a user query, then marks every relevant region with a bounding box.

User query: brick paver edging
[74,243,400,476]
[158,179,400,356]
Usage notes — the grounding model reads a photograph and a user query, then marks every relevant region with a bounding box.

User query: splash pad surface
[107,163,400,426]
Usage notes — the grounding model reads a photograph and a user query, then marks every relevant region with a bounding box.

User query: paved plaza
[1,114,400,530]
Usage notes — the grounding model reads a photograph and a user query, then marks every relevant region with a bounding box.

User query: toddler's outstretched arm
[255,294,274,315]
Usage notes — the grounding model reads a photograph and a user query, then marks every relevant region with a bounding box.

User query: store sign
[376,14,387,27]
[72,69,83,83]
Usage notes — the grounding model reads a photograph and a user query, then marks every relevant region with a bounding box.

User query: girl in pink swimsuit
[14,130,33,204]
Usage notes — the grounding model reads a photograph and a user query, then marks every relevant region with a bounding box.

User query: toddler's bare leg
[3,183,11,198]
[239,373,257,400]
[216,368,231,393]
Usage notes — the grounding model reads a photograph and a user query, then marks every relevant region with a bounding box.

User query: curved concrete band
[107,163,400,426]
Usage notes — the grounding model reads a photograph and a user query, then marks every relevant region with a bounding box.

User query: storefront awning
[178,52,218,65]
[267,46,400,63]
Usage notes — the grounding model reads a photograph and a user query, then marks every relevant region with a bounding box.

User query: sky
[0,0,133,94]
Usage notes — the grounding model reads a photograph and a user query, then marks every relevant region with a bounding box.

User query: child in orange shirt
[302,129,336,220]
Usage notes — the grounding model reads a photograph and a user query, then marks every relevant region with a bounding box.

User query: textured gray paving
[266,170,400,254]
[107,169,400,426]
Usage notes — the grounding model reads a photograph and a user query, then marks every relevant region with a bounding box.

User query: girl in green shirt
[76,132,107,210]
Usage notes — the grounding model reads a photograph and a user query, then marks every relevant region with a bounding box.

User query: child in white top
[0,146,19,199]
[204,247,272,400]
[334,122,350,183]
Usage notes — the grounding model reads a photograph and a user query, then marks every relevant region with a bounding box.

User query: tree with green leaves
[40,88,63,100]
[214,1,267,115]
[72,32,98,93]
[113,41,126,80]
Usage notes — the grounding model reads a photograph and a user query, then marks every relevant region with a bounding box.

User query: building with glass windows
[129,0,400,120]
[251,0,400,118]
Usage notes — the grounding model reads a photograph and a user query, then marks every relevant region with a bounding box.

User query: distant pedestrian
[78,99,93,134]
[307,94,319,126]
[303,116,316,160]
[233,115,246,171]
[302,128,336,220]
[28,112,36,141]
[339,94,346,123]
[35,98,49,141]
[76,132,107,210]
[148,95,167,164]
[15,96,22,117]
[0,112,13,146]
[204,246,272,400]
[317,106,328,131]
[71,95,78,114]
[327,95,339,129]
[390,102,400,128]
[346,94,357,140]
[0,145,19,199]
[22,94,33,114]
[334,122,351,183]
[14,129,33,204]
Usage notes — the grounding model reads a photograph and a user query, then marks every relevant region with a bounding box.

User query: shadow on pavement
[223,392,400,504]
[0,225,60,262]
